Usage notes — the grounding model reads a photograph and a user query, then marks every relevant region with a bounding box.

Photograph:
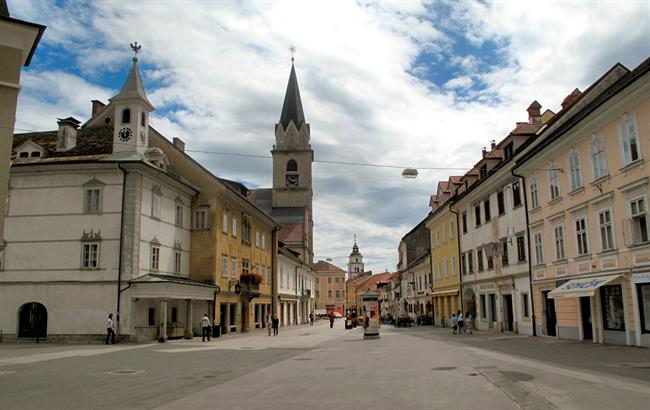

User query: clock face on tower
[286,174,299,187]
[118,127,132,142]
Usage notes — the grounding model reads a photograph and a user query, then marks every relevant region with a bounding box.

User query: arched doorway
[18,302,47,338]
[463,287,476,318]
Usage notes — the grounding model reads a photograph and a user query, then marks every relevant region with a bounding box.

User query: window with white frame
[549,167,561,200]
[256,231,260,248]
[241,258,249,274]
[83,187,102,213]
[462,211,468,234]
[619,113,640,165]
[568,150,582,191]
[151,245,160,271]
[529,176,540,209]
[534,232,544,265]
[554,225,566,260]
[221,255,228,277]
[175,201,183,226]
[194,207,207,229]
[590,133,608,180]
[232,216,238,237]
[242,214,252,244]
[575,217,589,256]
[461,253,466,275]
[512,182,522,208]
[231,256,237,277]
[450,221,455,240]
[630,197,649,245]
[444,258,449,277]
[599,209,615,251]
[174,251,181,274]
[474,204,481,227]
[262,234,266,250]
[443,223,447,242]
[222,211,228,233]
[484,199,491,222]
[151,187,161,219]
[517,235,526,262]
[467,250,474,273]
[81,243,99,268]
[451,256,456,275]
[477,249,484,271]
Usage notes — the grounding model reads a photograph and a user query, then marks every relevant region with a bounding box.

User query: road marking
[463,346,650,396]
[0,344,152,366]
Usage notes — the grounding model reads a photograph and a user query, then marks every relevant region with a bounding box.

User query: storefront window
[601,285,625,331]
[638,283,650,334]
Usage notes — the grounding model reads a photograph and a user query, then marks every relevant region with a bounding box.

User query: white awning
[548,274,622,299]
[431,289,459,296]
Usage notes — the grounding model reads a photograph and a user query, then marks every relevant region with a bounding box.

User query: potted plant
[239,273,262,299]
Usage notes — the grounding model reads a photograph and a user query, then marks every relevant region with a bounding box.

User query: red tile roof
[311,260,345,273]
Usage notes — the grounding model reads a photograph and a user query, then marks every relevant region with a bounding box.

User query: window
[81,243,99,268]
[599,209,615,251]
[461,212,468,234]
[467,250,474,273]
[517,235,526,262]
[461,253,466,275]
[151,189,161,219]
[232,217,238,237]
[630,197,649,245]
[568,150,582,191]
[512,181,522,207]
[620,114,640,165]
[487,254,494,270]
[148,308,155,326]
[335,277,340,284]
[480,294,487,319]
[450,221,455,240]
[328,277,332,283]
[242,258,250,274]
[287,159,298,172]
[638,283,650,334]
[497,190,505,214]
[590,134,608,180]
[222,212,228,233]
[174,251,181,274]
[122,108,131,124]
[141,112,146,127]
[171,307,178,323]
[336,290,340,300]
[262,235,266,250]
[474,204,481,227]
[151,246,160,271]
[522,294,530,318]
[529,177,540,209]
[451,256,456,275]
[479,164,488,179]
[256,231,260,248]
[549,168,561,200]
[484,199,491,222]
[443,223,447,242]
[175,202,183,226]
[477,249,484,272]
[444,258,449,277]
[601,285,625,331]
[231,257,237,277]
[194,207,207,229]
[575,217,589,256]
[534,232,544,265]
[554,225,566,260]
[84,187,102,213]
[315,277,319,284]
[315,290,320,299]
[19,152,28,158]
[328,290,332,299]
[501,241,509,266]
[504,142,514,159]
[221,255,228,277]
[242,214,252,244]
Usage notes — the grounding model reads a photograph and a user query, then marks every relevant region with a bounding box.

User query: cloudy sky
[9,0,650,273]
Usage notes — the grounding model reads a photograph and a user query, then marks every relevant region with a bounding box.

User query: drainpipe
[116,163,127,340]
[511,168,537,337]
[449,205,464,317]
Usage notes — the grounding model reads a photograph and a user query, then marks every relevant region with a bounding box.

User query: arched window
[122,108,131,124]
[141,112,146,126]
[287,159,297,172]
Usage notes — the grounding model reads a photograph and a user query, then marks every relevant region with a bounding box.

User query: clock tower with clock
[109,44,154,156]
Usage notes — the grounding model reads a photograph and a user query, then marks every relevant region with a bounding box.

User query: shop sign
[632,272,650,284]
[478,283,496,291]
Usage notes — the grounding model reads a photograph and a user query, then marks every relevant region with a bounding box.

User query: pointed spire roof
[350,236,362,257]
[279,63,305,130]
[110,57,154,110]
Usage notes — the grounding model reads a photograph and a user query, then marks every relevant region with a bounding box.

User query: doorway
[18,302,48,338]
[220,303,227,334]
[543,291,557,337]
[489,293,497,328]
[503,294,514,332]
[580,297,593,341]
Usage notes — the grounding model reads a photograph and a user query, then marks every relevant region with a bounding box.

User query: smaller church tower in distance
[347,236,365,279]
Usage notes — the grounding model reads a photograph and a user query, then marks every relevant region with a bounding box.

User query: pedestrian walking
[329,313,335,328]
[105,313,116,344]
[267,313,272,336]
[451,313,458,335]
[466,313,474,335]
[272,315,279,336]
[309,312,314,326]
[201,314,211,342]
[457,310,465,334]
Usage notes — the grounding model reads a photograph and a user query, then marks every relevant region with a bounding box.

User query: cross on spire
[289,45,296,63]
[130,41,142,62]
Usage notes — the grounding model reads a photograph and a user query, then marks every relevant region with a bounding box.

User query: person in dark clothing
[272,315,279,336]
[106,313,116,344]
[329,313,335,328]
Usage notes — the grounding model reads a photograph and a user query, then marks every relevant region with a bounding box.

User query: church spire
[279,60,305,131]
[109,42,154,110]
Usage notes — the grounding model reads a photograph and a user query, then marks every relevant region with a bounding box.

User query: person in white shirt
[105,313,115,344]
[457,311,465,334]
[201,314,211,342]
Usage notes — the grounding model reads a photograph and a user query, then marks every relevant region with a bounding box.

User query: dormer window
[30,152,41,158]
[19,152,28,158]
[504,142,514,160]
[479,164,488,179]
[122,108,131,124]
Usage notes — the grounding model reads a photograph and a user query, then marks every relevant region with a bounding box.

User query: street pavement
[1,320,649,410]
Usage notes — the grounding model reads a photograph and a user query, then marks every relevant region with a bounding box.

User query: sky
[9,0,650,273]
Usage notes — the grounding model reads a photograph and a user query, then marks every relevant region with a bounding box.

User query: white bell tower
[347,236,365,279]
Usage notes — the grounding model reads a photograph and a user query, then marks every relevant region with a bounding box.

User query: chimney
[56,117,81,151]
[561,88,582,110]
[482,147,487,158]
[173,137,185,152]
[490,140,496,150]
[527,100,541,124]
[91,100,105,116]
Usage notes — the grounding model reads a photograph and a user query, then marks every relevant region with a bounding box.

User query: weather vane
[130,41,142,62]
[354,234,357,243]
[289,45,296,63]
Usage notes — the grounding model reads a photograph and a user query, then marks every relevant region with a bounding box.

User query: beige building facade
[313,260,346,315]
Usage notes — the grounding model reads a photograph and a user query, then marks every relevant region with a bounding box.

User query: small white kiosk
[361,290,380,339]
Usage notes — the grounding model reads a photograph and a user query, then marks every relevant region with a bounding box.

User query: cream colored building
[278,242,314,326]
[0,2,44,270]
[312,260,346,315]
[515,58,650,347]
[396,218,430,320]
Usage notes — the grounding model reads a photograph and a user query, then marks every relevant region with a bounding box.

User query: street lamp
[402,167,418,178]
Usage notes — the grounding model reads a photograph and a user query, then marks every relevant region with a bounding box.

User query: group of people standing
[266,314,279,336]
[450,311,473,335]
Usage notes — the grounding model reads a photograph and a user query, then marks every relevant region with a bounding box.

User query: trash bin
[212,324,221,338]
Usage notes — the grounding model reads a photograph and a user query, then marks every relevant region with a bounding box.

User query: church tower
[347,237,365,279]
[109,43,154,156]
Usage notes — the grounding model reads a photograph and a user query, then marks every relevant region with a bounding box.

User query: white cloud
[10,0,650,272]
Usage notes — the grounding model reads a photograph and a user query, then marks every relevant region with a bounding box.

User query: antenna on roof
[289,45,296,63]
[130,41,142,62]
